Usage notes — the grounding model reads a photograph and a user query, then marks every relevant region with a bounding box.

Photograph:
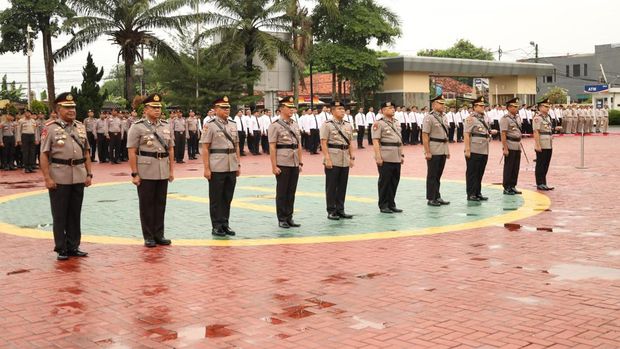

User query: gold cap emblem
[223,96,229,102]
[153,95,160,102]
[66,94,73,101]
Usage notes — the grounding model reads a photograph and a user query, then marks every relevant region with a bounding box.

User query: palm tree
[55,0,200,103]
[197,0,303,105]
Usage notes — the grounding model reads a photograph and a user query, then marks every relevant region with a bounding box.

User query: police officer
[16,109,40,173]
[422,95,450,207]
[320,100,355,220]
[372,101,404,213]
[96,112,108,162]
[39,92,93,260]
[500,97,523,195]
[127,93,174,247]
[201,96,240,237]
[84,110,98,162]
[464,96,497,201]
[171,111,188,163]
[0,114,17,170]
[269,96,303,228]
[533,98,560,191]
[187,110,200,159]
[107,109,123,164]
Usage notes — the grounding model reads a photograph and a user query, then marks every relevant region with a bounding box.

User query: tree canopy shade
[55,0,202,107]
[417,39,495,61]
[0,0,74,110]
[70,53,108,120]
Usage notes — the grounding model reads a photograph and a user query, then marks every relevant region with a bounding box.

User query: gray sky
[0,0,618,95]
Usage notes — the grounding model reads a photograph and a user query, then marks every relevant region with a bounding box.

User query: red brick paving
[1,132,620,348]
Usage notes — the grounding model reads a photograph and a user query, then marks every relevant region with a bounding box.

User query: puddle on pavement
[549,263,620,281]
[281,305,315,319]
[205,324,233,338]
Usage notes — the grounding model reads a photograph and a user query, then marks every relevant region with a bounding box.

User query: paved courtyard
[1,132,619,348]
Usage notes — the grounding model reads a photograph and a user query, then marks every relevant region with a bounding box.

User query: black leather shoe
[144,240,157,247]
[503,189,515,195]
[511,188,522,195]
[287,220,301,227]
[477,194,489,201]
[427,200,441,207]
[389,207,403,213]
[212,228,226,237]
[380,208,393,213]
[57,251,69,260]
[437,198,450,205]
[467,195,480,201]
[222,226,236,236]
[545,185,554,190]
[536,185,547,191]
[327,213,340,220]
[338,212,353,219]
[155,238,172,245]
[68,249,88,257]
[278,221,291,229]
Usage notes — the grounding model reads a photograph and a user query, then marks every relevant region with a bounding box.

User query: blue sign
[584,84,609,93]
[435,85,443,96]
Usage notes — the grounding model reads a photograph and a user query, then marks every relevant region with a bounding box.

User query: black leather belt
[507,136,522,142]
[276,144,298,149]
[471,133,488,138]
[380,142,401,147]
[328,144,349,150]
[430,138,447,143]
[139,151,169,159]
[210,149,235,154]
[51,158,86,166]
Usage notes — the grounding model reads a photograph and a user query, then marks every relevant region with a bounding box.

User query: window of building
[573,64,581,77]
[544,76,553,83]
[584,64,588,76]
[566,65,570,77]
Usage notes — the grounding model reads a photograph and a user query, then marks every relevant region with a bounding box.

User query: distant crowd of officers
[3,91,613,260]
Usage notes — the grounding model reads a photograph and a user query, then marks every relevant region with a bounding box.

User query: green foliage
[70,52,108,121]
[541,86,568,104]
[0,74,24,101]
[418,39,494,61]
[40,90,47,101]
[30,100,49,114]
[375,50,400,58]
[609,109,620,125]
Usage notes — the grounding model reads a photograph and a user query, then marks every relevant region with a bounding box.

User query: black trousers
[188,131,199,158]
[276,166,299,222]
[49,184,85,253]
[308,129,319,153]
[252,131,261,154]
[121,132,128,160]
[457,122,464,141]
[237,131,246,155]
[426,155,447,200]
[97,133,108,162]
[503,150,521,190]
[137,179,168,241]
[301,132,308,149]
[492,120,500,140]
[411,123,420,145]
[21,133,36,169]
[109,132,122,163]
[400,123,409,144]
[1,136,15,168]
[367,125,374,145]
[87,132,97,161]
[174,131,186,162]
[261,134,269,154]
[357,126,365,148]
[535,149,552,186]
[325,166,350,214]
[448,122,456,142]
[209,171,237,229]
[377,162,401,209]
[466,153,488,197]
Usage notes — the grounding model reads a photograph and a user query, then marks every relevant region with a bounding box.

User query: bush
[610,110,620,125]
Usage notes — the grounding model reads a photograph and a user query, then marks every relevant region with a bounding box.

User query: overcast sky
[0,0,618,95]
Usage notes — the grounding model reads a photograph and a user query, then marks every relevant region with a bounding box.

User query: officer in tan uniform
[268,96,303,229]
[422,95,450,207]
[39,92,93,260]
[0,114,17,170]
[201,96,240,237]
[16,109,40,173]
[585,106,594,133]
[464,96,497,202]
[562,105,573,134]
[127,93,174,247]
[187,111,200,159]
[500,97,523,195]
[171,112,188,163]
[106,110,123,164]
[533,98,561,191]
[84,110,98,162]
[320,100,355,220]
[600,106,609,134]
[372,101,405,213]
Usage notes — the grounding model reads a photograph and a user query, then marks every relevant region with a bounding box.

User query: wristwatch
[131,172,139,178]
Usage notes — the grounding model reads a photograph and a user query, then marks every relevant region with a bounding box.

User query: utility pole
[309,61,314,110]
[26,25,34,110]
[498,46,503,61]
[195,0,200,100]
[530,41,538,63]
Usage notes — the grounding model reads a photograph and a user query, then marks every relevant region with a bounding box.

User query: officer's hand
[273,166,281,176]
[535,146,542,153]
[35,141,40,145]
[376,158,383,166]
[425,153,432,160]
[85,177,92,187]
[349,159,355,168]
[503,149,509,157]
[204,169,212,180]
[132,175,141,186]
[168,174,174,183]
[236,169,240,177]
[16,141,21,146]
[491,129,498,135]
[447,153,451,160]
[464,150,471,159]
[0,143,3,148]
[401,158,404,165]
[325,159,333,169]
[45,177,57,190]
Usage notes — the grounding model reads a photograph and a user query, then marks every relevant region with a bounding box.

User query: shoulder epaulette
[160,119,169,124]
[208,119,216,123]
[45,119,59,126]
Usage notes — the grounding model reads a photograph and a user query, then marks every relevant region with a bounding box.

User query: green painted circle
[0,176,524,240]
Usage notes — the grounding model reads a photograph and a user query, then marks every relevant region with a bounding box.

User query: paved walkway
[1,133,619,348]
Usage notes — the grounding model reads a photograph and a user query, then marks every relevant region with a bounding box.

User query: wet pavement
[1,133,620,348]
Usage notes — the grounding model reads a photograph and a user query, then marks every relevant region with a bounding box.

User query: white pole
[26,25,32,110]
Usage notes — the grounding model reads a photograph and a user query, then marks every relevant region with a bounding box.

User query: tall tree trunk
[41,27,55,111]
[337,75,342,100]
[331,68,336,101]
[245,43,256,109]
[124,56,135,108]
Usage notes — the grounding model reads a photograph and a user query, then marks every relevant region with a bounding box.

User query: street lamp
[26,25,34,110]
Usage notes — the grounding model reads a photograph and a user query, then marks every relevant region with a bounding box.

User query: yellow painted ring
[0,176,550,247]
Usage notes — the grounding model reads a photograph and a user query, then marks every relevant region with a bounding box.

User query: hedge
[610,110,620,125]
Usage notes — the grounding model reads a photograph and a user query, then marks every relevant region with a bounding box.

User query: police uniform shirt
[200,118,239,172]
[371,117,403,163]
[84,117,97,133]
[268,119,301,167]
[464,112,491,155]
[17,118,39,141]
[96,118,108,134]
[107,116,123,133]
[187,116,199,132]
[40,120,90,185]
[121,118,130,132]
[532,114,553,149]
[126,119,174,180]
[422,111,450,156]
[320,119,353,167]
[500,113,522,151]
[1,120,15,137]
